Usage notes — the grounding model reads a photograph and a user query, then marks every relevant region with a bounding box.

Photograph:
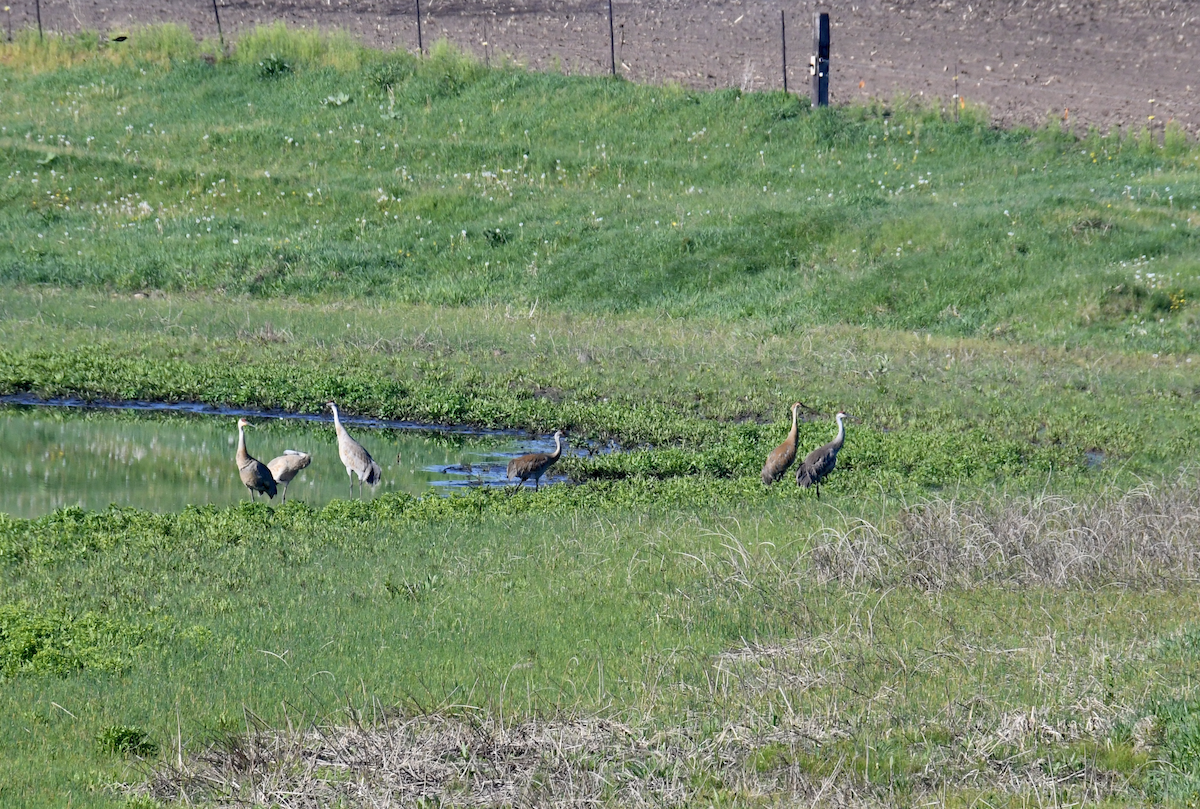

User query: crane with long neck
[326,401,382,498]
[761,402,803,485]
[795,412,847,500]
[235,418,277,501]
[506,430,564,492]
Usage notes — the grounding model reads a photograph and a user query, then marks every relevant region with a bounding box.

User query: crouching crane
[761,402,804,485]
[507,430,564,492]
[235,418,277,501]
[326,401,382,498]
[795,411,847,500]
[267,450,312,503]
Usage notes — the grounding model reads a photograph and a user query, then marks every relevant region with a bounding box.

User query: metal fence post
[607,0,616,75]
[415,0,424,55]
[781,11,788,93]
[811,12,829,107]
[211,0,224,50]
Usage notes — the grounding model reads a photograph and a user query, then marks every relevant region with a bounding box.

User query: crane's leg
[815,484,821,501]
[280,483,288,504]
[347,471,354,499]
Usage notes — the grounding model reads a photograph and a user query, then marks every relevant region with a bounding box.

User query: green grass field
[2,25,1200,807]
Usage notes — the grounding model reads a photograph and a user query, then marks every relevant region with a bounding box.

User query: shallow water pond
[0,405,572,518]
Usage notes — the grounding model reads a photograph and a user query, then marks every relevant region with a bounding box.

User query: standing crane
[761,402,804,485]
[326,401,382,498]
[235,418,277,501]
[795,411,848,500]
[267,450,311,503]
[507,430,564,492]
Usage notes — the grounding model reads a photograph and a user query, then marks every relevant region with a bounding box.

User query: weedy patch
[0,601,146,678]
[256,53,292,79]
[97,724,159,758]
[809,479,1200,589]
[131,705,1162,807]
[714,636,1153,803]
[132,713,913,808]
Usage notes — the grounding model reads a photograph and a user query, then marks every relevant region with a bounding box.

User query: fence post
[211,0,224,50]
[35,0,42,40]
[811,12,829,107]
[607,0,616,75]
[781,10,787,92]
[953,57,960,122]
[415,0,423,55]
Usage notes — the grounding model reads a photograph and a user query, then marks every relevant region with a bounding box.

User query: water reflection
[0,407,574,518]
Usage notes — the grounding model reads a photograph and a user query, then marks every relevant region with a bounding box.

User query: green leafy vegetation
[0,23,1199,807]
[0,602,146,678]
[95,724,157,758]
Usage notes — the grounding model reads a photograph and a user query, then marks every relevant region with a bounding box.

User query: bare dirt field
[16,0,1200,135]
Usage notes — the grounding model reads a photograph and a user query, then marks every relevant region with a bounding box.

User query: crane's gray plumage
[326,401,382,498]
[236,418,277,501]
[507,430,564,491]
[795,412,847,500]
[761,402,803,485]
[267,449,311,503]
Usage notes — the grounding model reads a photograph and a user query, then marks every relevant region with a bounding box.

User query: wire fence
[10,0,819,94]
[6,0,1198,134]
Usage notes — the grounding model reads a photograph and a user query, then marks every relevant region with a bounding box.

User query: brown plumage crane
[795,411,848,500]
[507,430,564,491]
[235,418,277,501]
[761,402,804,485]
[267,450,311,503]
[326,401,382,498]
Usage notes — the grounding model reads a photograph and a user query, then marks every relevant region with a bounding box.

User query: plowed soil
[19,0,1200,134]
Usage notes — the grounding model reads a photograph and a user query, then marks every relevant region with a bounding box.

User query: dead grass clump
[811,479,1200,589]
[136,715,693,807]
[133,711,896,808]
[236,321,293,344]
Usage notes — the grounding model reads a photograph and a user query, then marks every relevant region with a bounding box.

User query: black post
[211,0,224,50]
[6,6,12,43]
[415,0,423,54]
[35,0,42,41]
[607,0,616,76]
[781,10,787,92]
[811,12,829,107]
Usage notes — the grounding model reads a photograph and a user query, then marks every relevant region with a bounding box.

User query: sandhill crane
[326,401,382,498]
[795,412,848,500]
[267,450,311,503]
[235,418,277,501]
[507,430,564,491]
[761,402,804,485]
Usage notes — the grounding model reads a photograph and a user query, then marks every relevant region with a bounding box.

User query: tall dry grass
[811,477,1200,589]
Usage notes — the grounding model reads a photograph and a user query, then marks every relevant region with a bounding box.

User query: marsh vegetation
[1,25,1199,807]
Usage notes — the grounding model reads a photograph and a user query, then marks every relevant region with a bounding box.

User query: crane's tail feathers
[796,468,814,488]
[364,461,383,487]
[283,449,307,457]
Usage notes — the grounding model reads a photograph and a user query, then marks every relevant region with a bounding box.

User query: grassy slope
[1,29,1199,807]
[0,38,1197,348]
